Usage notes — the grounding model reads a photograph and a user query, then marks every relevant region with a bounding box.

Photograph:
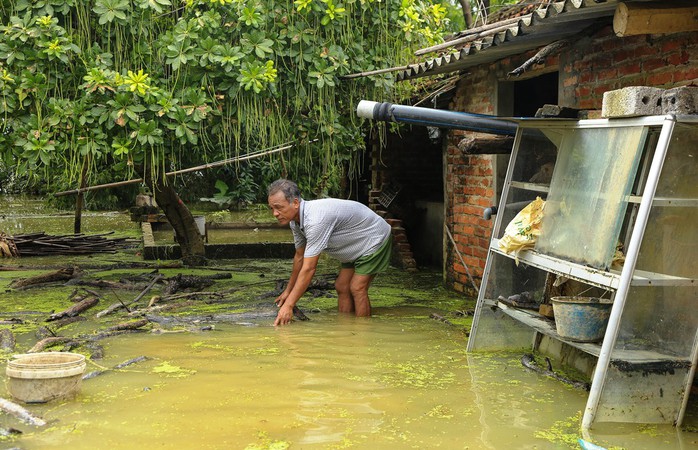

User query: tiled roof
[396,0,619,81]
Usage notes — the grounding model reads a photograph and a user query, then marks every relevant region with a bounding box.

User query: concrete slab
[602,86,664,118]
[662,86,698,115]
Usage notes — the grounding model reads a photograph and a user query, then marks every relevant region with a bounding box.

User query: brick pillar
[386,218,417,272]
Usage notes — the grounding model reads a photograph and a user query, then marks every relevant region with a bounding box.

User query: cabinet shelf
[509,181,550,193]
[626,195,698,206]
[491,299,690,367]
[470,117,698,427]
[490,238,619,289]
[490,238,695,288]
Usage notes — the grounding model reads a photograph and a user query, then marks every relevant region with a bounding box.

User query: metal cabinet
[466,115,698,429]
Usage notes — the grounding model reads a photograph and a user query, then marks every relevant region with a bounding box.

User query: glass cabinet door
[534,126,648,270]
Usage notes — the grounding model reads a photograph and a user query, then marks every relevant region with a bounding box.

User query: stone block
[601,86,664,118]
[534,104,581,118]
[662,86,698,115]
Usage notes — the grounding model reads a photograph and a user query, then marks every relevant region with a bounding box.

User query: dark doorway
[513,71,559,117]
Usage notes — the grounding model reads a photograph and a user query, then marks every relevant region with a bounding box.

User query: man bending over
[267,179,392,326]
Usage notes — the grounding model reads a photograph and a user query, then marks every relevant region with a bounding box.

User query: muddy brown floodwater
[1,315,696,449]
[1,197,697,449]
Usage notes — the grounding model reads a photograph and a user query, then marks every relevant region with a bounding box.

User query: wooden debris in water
[162,273,231,296]
[293,306,309,321]
[105,318,149,332]
[9,267,80,289]
[47,296,99,322]
[95,273,164,318]
[0,426,22,437]
[50,316,87,330]
[83,355,149,380]
[28,336,77,353]
[0,398,46,427]
[430,312,454,326]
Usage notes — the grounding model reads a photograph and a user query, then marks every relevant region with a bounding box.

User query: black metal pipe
[356,100,518,136]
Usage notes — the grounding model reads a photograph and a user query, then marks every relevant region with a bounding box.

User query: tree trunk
[148,178,206,266]
[458,0,473,29]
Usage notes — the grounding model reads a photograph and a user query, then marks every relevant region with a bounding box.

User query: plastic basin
[551,297,613,343]
[6,352,86,403]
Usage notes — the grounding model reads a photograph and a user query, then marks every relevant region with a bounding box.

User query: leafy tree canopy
[0,0,454,200]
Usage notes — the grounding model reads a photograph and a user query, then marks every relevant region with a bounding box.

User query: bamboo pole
[341,65,413,80]
[54,141,303,197]
[414,15,529,56]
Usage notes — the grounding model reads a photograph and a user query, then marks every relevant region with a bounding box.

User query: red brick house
[363,0,698,294]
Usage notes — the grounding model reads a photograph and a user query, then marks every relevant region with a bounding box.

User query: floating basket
[551,297,613,343]
[6,352,86,403]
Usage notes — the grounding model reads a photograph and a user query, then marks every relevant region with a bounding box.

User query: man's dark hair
[268,179,301,203]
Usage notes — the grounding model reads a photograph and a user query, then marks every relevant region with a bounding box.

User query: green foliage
[0,0,454,202]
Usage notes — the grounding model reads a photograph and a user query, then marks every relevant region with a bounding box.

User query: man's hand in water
[274,304,294,326]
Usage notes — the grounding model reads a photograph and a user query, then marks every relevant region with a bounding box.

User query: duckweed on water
[376,359,456,389]
[244,431,290,450]
[152,361,196,378]
[534,412,584,448]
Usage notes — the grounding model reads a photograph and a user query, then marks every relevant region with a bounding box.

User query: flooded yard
[0,197,697,449]
[1,317,582,449]
[1,314,694,450]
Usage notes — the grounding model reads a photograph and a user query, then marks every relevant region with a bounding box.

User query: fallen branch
[0,397,46,427]
[508,39,570,77]
[0,318,23,325]
[28,336,76,353]
[507,23,606,78]
[9,267,80,289]
[0,426,22,437]
[430,313,455,326]
[50,316,87,330]
[83,355,149,380]
[105,318,150,332]
[87,329,146,342]
[47,296,99,322]
[95,274,164,318]
[162,273,230,296]
[128,300,197,316]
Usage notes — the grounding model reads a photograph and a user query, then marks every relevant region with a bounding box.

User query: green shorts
[341,236,392,275]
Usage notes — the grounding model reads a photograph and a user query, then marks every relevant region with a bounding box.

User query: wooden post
[74,155,90,234]
[614,2,698,37]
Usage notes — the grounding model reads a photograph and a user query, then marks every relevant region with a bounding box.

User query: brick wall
[560,26,698,108]
[444,26,698,294]
[445,63,498,294]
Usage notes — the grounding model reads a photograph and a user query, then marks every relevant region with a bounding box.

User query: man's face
[268,191,300,226]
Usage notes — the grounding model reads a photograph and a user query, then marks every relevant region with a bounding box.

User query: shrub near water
[0,1,453,202]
